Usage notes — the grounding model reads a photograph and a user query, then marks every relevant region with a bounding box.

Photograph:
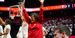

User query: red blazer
[23,8,43,38]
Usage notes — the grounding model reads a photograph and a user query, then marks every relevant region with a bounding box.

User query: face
[31,15,36,23]
[54,30,62,38]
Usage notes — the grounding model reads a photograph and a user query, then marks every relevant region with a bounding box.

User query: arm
[43,27,48,36]
[21,0,30,23]
[23,9,30,23]
[0,17,6,26]
[19,8,26,22]
[38,2,44,24]
[0,26,3,36]
[43,30,48,36]
[3,28,10,35]
[0,33,2,36]
[20,0,25,9]
[3,25,10,35]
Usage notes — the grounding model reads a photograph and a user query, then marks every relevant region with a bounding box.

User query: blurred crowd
[1,17,74,38]
[43,18,73,38]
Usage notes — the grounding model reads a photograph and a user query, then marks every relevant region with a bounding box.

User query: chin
[31,21,33,23]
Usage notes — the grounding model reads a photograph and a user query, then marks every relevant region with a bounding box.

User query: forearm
[44,30,48,36]
[2,32,8,35]
[21,0,25,9]
[19,10,26,21]
[2,28,10,35]
[0,33,2,36]
[39,3,43,24]
[0,17,6,25]
[23,9,30,23]
[18,7,26,22]
[0,17,3,23]
[20,0,29,23]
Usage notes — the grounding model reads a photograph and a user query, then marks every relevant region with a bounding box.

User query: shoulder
[6,24,11,28]
[43,27,46,30]
[22,21,28,25]
[19,26,22,31]
[0,25,2,28]
[6,24,10,26]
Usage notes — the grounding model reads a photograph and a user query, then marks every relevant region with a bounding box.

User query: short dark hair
[30,13,39,20]
[54,25,70,36]
[5,19,11,24]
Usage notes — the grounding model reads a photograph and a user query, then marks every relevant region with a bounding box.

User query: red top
[23,8,43,38]
[69,36,75,38]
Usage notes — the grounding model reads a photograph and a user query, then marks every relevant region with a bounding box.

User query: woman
[0,17,11,38]
[20,0,44,38]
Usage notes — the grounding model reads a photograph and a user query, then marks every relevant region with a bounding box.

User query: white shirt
[17,27,23,38]
[43,27,46,38]
[0,25,3,38]
[17,21,28,38]
[4,24,11,38]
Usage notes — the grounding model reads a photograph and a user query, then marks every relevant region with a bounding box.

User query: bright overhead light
[0,0,4,2]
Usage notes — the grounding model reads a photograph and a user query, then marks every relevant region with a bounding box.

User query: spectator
[53,25,70,38]
[0,17,11,38]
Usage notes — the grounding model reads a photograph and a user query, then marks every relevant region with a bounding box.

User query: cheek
[33,18,35,21]
[31,17,35,20]
[56,34,62,38]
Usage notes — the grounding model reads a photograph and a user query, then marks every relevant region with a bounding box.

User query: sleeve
[22,21,28,27]
[38,8,43,24]
[23,9,30,23]
[6,25,11,30]
[0,26,3,34]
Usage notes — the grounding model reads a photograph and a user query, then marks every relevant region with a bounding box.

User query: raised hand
[18,0,25,8]
[39,0,44,3]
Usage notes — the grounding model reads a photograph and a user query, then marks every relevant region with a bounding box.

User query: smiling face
[30,15,36,23]
[30,13,38,23]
